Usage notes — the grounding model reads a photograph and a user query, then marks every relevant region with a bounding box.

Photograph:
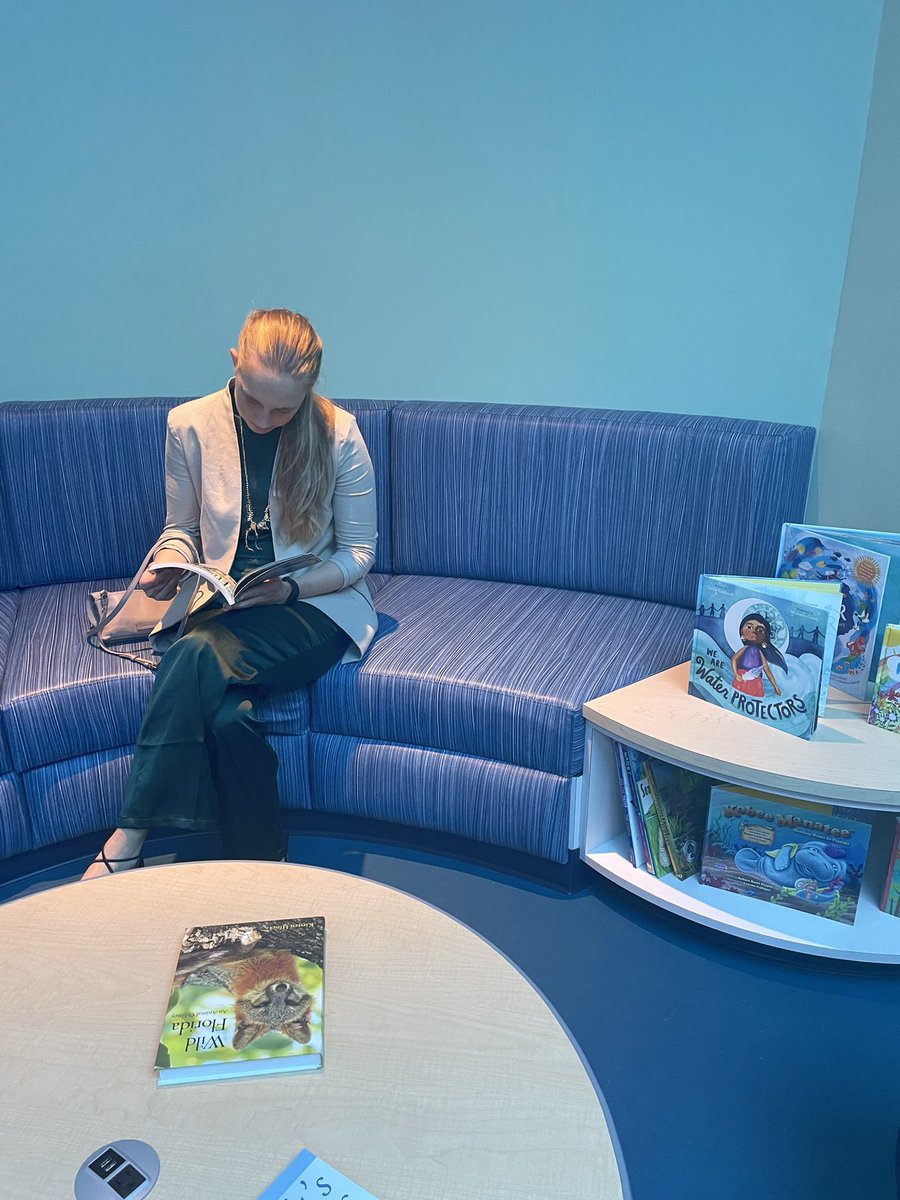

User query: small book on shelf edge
[867,624,900,734]
[619,744,670,878]
[880,817,900,917]
[154,916,325,1087]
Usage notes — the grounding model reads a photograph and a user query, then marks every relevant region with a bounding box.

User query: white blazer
[153,384,378,661]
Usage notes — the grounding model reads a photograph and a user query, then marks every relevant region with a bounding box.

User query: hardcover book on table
[688,574,842,739]
[155,916,325,1087]
[867,624,900,734]
[775,524,898,700]
[700,785,872,925]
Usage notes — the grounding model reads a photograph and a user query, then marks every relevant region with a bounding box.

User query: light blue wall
[816,0,899,526]
[0,1,882,425]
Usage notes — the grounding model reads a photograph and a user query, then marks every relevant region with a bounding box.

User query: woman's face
[231,353,311,434]
[740,618,768,644]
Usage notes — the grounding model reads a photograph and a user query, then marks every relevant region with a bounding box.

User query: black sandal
[93,845,145,873]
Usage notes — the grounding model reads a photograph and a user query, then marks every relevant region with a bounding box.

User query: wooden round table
[0,861,625,1200]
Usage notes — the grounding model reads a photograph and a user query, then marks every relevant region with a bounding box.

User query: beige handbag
[86,548,210,669]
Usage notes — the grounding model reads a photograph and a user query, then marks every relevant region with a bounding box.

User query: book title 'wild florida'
[689,575,842,739]
[155,916,325,1087]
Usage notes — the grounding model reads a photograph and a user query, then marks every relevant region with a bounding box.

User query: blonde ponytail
[236,308,335,544]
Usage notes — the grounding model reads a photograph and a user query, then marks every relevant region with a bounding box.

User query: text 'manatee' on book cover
[867,624,900,735]
[700,785,873,926]
[155,916,325,1087]
[775,524,900,699]
[688,575,842,740]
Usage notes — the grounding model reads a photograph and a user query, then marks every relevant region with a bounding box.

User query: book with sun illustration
[775,525,900,700]
[155,917,325,1087]
[688,575,843,739]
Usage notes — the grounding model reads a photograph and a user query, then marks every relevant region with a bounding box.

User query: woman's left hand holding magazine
[140,550,189,601]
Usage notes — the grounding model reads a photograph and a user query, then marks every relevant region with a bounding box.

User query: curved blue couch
[0,397,815,883]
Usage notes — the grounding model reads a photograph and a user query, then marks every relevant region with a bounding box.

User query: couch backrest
[0,397,393,588]
[390,402,815,609]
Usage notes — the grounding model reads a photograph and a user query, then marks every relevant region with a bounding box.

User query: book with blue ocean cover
[688,575,842,739]
[775,524,899,700]
[700,785,873,925]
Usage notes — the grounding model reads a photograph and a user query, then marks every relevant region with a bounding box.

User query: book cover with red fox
[155,916,325,1086]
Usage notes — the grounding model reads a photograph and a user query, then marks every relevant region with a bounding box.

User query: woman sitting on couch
[82,307,377,879]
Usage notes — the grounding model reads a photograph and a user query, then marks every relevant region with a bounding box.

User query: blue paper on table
[257,1148,378,1199]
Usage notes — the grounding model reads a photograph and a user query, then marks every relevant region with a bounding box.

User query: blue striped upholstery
[309,733,571,863]
[22,736,312,849]
[1,581,311,774]
[24,748,132,847]
[0,773,32,858]
[0,397,392,587]
[390,403,815,608]
[311,574,695,776]
[0,399,183,586]
[271,734,312,809]
[0,396,818,867]
[0,591,19,774]
[2,581,154,771]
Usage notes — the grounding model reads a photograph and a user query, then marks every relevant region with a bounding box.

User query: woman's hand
[139,553,189,601]
[230,577,294,609]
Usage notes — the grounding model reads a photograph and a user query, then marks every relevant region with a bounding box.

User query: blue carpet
[287,834,900,1200]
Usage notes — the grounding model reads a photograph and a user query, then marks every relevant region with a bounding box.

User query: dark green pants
[119,601,349,860]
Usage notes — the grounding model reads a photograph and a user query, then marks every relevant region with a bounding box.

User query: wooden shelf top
[583,662,900,810]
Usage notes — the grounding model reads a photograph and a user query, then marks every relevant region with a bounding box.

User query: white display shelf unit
[580,662,900,963]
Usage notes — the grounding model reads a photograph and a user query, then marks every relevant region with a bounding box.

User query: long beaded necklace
[236,415,272,551]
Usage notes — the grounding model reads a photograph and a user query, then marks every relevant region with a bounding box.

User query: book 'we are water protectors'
[688,575,842,739]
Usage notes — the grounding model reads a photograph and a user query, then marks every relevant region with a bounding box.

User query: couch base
[0,815,594,904]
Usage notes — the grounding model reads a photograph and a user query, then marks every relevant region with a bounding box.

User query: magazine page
[147,560,237,602]
[235,552,320,596]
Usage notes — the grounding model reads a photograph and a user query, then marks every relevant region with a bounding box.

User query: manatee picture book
[700,785,873,926]
[155,916,325,1087]
[688,574,843,740]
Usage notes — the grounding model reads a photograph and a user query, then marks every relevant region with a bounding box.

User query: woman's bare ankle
[81,829,148,880]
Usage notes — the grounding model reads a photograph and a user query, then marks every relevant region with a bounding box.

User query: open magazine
[147,551,320,607]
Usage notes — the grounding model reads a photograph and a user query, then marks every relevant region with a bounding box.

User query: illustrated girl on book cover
[689,578,835,739]
[730,612,787,698]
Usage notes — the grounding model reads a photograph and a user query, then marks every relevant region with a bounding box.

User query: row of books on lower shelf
[614,743,900,926]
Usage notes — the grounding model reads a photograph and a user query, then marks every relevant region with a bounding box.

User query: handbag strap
[87,548,199,670]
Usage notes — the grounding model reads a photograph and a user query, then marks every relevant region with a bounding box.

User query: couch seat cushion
[0,592,19,775]
[310,574,695,777]
[2,581,310,773]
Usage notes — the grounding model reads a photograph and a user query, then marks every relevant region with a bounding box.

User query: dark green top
[230,386,281,579]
